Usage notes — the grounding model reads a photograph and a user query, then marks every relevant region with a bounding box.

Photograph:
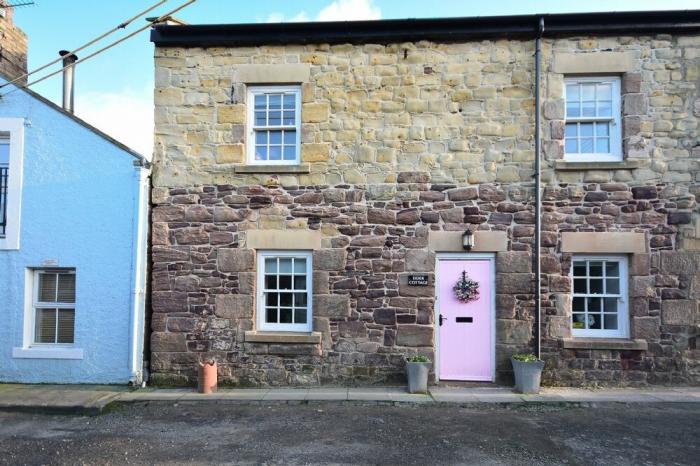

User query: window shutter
[57,309,75,343]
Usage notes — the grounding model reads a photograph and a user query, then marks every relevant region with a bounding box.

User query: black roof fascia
[151,10,700,47]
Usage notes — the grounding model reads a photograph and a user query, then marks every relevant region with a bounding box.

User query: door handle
[439,314,445,326]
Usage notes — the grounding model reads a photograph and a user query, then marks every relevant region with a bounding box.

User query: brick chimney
[0,2,28,85]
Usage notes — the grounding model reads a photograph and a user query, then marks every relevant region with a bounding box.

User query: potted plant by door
[511,353,545,394]
[405,355,432,394]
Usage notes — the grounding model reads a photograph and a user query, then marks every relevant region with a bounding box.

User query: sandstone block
[185,205,213,222]
[661,300,697,325]
[373,308,397,325]
[218,248,255,272]
[630,276,656,298]
[405,250,435,272]
[152,291,188,313]
[302,103,329,122]
[396,208,421,225]
[497,319,532,344]
[175,227,209,245]
[496,273,532,294]
[397,172,430,183]
[151,332,187,352]
[367,208,396,224]
[447,187,478,201]
[215,294,253,319]
[496,251,531,273]
[396,325,433,347]
[313,249,346,271]
[301,143,330,162]
[622,72,642,93]
[314,294,351,317]
[623,93,648,116]
[660,252,700,275]
[338,320,366,338]
[217,105,246,124]
[633,316,660,340]
[216,144,244,164]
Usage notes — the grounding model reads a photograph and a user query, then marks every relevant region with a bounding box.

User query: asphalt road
[0,402,697,465]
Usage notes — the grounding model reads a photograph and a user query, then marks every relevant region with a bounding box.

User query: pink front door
[437,258,494,381]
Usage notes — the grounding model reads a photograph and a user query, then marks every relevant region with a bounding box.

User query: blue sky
[12,0,700,155]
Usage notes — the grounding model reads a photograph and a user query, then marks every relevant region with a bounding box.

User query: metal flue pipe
[59,50,78,113]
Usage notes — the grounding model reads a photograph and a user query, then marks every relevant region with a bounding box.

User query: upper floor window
[0,118,24,250]
[247,85,301,165]
[572,256,628,338]
[257,251,312,332]
[564,77,621,162]
[33,269,76,345]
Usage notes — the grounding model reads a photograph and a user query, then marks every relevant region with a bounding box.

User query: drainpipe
[534,17,545,360]
[59,50,78,113]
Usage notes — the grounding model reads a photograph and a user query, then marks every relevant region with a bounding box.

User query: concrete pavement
[1,383,698,414]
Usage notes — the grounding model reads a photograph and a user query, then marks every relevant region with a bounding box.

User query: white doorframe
[434,252,496,383]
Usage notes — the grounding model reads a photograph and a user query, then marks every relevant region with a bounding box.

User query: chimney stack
[59,50,78,113]
[0,3,28,85]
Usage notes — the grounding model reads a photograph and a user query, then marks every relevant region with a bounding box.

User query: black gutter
[151,9,700,46]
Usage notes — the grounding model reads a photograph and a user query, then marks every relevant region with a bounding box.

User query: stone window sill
[234,164,310,174]
[560,338,648,351]
[12,346,84,360]
[553,160,643,171]
[244,331,322,344]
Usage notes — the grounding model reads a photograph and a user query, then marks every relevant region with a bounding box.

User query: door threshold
[436,380,496,388]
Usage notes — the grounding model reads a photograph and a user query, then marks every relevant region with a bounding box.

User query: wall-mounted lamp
[462,228,474,251]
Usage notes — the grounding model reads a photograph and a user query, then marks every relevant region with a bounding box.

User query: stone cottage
[149,10,700,387]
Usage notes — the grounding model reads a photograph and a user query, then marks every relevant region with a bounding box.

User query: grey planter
[406,361,431,394]
[511,358,545,394]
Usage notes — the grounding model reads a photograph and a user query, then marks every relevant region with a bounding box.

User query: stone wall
[150,179,697,386]
[151,33,700,387]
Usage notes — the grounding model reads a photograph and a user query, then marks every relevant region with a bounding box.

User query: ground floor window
[33,269,76,344]
[256,251,312,332]
[571,256,628,338]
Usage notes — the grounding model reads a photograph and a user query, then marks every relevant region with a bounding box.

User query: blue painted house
[0,13,150,384]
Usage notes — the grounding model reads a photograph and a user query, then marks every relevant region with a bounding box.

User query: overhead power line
[0,0,168,90]
[2,0,196,97]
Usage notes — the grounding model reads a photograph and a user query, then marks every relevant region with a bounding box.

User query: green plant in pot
[511,353,545,394]
[405,355,432,394]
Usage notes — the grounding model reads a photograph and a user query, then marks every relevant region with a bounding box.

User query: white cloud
[266,0,380,23]
[316,0,381,21]
[75,86,153,158]
[266,11,310,23]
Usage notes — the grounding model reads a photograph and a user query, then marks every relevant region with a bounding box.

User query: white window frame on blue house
[12,268,84,360]
[246,85,302,165]
[0,118,25,250]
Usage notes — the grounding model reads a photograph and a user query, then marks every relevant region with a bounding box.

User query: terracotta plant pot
[198,360,217,394]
